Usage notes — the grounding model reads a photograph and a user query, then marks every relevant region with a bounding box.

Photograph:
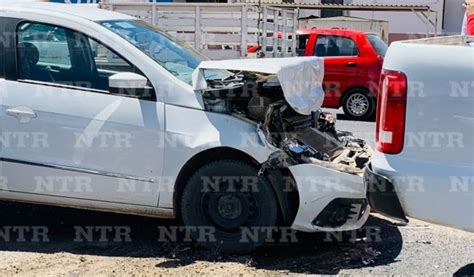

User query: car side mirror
[108,72,155,101]
[109,72,148,92]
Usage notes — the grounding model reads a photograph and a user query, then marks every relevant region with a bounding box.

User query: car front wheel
[342,89,376,121]
[180,160,278,254]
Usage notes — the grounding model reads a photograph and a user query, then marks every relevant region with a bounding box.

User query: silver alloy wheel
[346,93,369,117]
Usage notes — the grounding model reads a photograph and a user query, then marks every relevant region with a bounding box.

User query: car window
[296,34,309,56]
[90,39,131,73]
[17,22,154,100]
[0,19,4,79]
[18,23,72,69]
[366,34,388,57]
[314,35,359,57]
[101,20,201,84]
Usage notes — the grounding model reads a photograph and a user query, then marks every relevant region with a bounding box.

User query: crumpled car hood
[192,57,325,115]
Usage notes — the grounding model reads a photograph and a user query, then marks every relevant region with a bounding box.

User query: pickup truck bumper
[364,163,409,223]
[288,164,370,232]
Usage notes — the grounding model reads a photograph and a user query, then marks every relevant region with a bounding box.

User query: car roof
[0,2,134,22]
[298,28,369,36]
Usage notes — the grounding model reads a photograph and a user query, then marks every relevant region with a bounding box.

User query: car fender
[158,104,275,209]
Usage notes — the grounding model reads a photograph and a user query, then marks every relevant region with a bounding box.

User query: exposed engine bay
[200,70,372,175]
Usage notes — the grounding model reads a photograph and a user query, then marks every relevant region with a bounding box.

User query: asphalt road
[0,110,473,276]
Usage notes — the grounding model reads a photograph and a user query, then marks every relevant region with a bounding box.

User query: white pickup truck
[365,36,474,232]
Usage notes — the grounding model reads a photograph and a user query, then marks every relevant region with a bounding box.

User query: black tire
[180,160,278,254]
[342,88,376,121]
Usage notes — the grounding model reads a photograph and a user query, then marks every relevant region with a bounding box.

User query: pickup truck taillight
[376,70,407,154]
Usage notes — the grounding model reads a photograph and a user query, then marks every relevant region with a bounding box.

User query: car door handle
[6,106,37,123]
[45,65,60,73]
[347,62,357,68]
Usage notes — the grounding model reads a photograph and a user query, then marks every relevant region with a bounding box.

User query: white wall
[443,0,465,34]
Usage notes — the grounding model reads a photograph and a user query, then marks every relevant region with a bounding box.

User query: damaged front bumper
[288,163,370,232]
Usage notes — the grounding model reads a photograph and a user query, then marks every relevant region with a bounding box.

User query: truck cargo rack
[98,2,298,60]
[403,35,474,46]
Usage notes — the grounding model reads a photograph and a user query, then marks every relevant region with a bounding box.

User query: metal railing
[100,2,298,59]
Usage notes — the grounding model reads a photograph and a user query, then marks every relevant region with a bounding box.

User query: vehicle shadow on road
[0,201,402,274]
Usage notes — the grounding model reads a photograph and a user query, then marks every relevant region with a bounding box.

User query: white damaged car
[0,3,371,253]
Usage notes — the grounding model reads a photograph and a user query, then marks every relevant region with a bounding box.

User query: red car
[297,28,387,120]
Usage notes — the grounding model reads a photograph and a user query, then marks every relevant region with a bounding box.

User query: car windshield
[100,20,226,85]
[366,34,388,57]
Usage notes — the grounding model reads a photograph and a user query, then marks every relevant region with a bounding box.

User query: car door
[314,34,363,108]
[0,17,4,188]
[0,20,164,206]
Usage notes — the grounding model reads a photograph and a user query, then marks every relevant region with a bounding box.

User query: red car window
[366,34,388,57]
[296,34,310,56]
[314,35,359,57]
